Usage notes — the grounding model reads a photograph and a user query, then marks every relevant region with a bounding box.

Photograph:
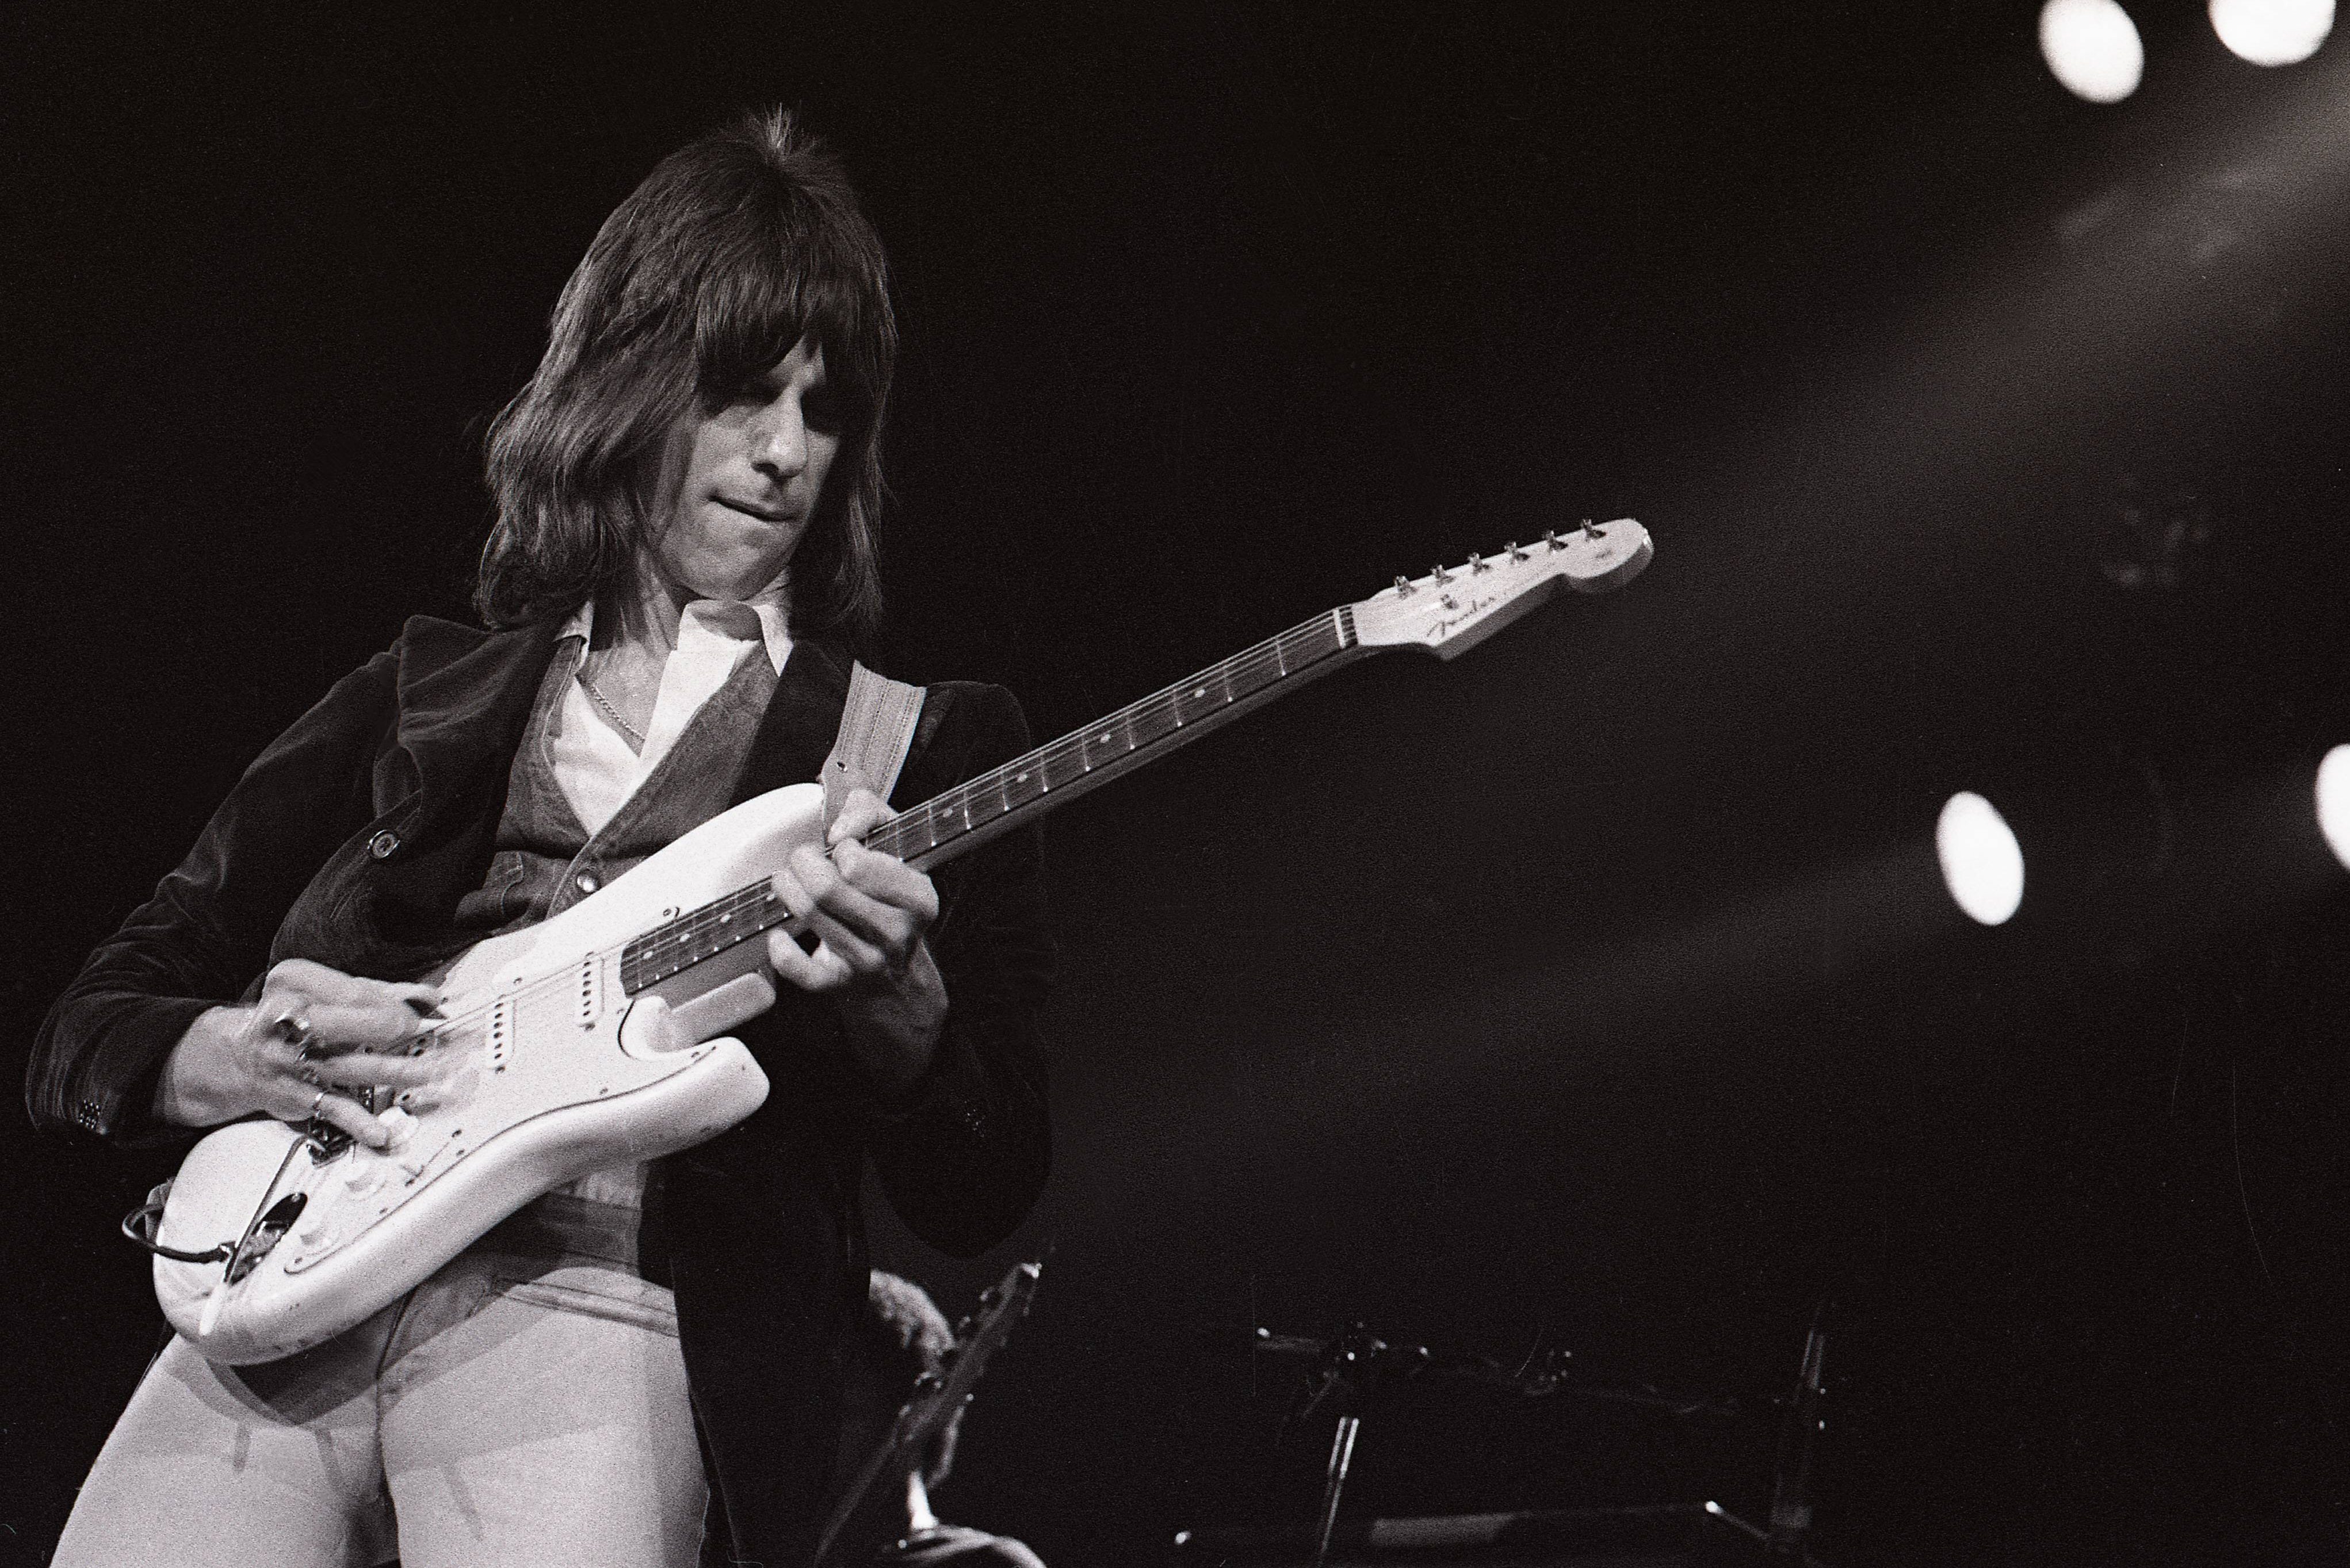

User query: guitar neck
[878,605,1366,872]
[619,606,1368,994]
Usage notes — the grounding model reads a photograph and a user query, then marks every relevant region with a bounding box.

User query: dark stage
[6,3,2350,1563]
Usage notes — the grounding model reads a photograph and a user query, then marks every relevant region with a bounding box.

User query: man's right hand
[153,958,448,1149]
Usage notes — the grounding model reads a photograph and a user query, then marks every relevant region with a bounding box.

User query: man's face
[649,335,843,603]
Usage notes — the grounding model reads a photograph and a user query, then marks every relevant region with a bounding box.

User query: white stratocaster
[142,521,1653,1362]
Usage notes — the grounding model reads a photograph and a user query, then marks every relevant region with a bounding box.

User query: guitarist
[30,110,1053,1568]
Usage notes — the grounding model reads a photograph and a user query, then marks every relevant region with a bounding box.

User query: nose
[750,399,809,479]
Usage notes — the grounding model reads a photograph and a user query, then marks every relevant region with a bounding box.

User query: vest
[456,631,781,1219]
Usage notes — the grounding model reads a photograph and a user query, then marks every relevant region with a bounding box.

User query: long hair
[477,109,895,646]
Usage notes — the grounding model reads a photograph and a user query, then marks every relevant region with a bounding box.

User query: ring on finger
[273,1011,316,1049]
[307,1088,330,1119]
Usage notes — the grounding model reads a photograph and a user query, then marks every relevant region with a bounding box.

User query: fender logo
[1426,593,1497,640]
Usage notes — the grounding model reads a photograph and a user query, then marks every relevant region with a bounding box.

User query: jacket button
[575,871,601,895]
[368,829,402,861]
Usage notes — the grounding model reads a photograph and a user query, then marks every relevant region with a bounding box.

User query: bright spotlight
[2210,0,2334,64]
[2317,745,2350,871]
[1937,792,2026,926]
[2040,0,2147,102]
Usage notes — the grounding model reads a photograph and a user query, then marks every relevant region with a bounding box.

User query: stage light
[2210,0,2334,64]
[2040,0,2147,102]
[2317,744,2350,871]
[1937,791,2026,925]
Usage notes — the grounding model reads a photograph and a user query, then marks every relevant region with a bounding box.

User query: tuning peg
[1393,575,1415,597]
[1469,553,1491,574]
[1544,530,1566,552]
[1507,541,1528,562]
[1581,517,1605,539]
[1431,563,1453,583]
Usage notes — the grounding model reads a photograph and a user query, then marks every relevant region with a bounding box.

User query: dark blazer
[29,614,1054,1567]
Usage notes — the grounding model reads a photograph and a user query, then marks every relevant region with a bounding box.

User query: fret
[875,810,922,861]
[1078,714,1132,772]
[1127,693,1181,749]
[1042,737,1085,790]
[994,758,1036,810]
[1170,666,1231,726]
[1225,640,1284,702]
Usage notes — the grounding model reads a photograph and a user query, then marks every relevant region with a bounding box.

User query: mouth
[716,496,797,525]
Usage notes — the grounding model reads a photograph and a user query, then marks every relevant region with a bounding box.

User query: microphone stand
[1764,1299,1830,1566]
[1290,1325,1409,1568]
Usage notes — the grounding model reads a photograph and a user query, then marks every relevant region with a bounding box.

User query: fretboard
[618,606,1359,995]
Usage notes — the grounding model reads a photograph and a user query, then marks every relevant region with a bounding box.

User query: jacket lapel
[392,614,565,802]
[731,637,854,804]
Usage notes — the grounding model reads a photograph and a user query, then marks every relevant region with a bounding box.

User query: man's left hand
[765,787,948,1094]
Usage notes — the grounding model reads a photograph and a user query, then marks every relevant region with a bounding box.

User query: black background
[6,2,2350,1563]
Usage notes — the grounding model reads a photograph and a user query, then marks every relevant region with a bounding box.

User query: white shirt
[551,595,793,837]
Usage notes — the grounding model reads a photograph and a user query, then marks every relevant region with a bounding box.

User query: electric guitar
[140,520,1653,1362]
[816,1260,1044,1568]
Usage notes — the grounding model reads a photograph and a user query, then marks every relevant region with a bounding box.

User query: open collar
[381,609,857,808]
[558,592,794,677]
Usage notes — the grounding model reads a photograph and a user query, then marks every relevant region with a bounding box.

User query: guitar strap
[820,660,926,831]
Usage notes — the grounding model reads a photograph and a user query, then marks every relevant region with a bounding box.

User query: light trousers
[52,1198,706,1568]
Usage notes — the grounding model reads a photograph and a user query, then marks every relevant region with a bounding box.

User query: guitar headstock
[1350,519,1653,659]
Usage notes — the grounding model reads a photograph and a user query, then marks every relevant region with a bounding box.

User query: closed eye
[800,385,844,435]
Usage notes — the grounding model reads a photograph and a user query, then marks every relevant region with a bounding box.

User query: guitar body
[151,783,830,1364]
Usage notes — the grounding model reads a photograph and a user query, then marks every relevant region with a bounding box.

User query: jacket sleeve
[27,652,403,1146]
[861,682,1055,1257]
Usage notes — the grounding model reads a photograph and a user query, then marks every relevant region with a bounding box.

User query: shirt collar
[559,592,794,676]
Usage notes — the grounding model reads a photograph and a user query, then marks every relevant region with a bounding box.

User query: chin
[664,543,797,604]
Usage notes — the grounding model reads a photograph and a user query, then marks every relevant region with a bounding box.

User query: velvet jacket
[28,614,1054,1566]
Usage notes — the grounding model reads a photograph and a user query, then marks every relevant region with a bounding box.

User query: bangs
[690,207,885,420]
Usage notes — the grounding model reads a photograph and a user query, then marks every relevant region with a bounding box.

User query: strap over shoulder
[821,661,926,830]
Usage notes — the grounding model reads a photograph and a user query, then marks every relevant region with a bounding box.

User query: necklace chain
[578,667,647,748]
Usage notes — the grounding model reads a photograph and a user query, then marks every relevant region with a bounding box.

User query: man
[31,109,1052,1567]
[828,1271,1049,1568]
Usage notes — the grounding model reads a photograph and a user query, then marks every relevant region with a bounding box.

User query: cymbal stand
[1292,1325,1400,1568]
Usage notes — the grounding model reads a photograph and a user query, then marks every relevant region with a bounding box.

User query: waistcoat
[456,632,782,1218]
